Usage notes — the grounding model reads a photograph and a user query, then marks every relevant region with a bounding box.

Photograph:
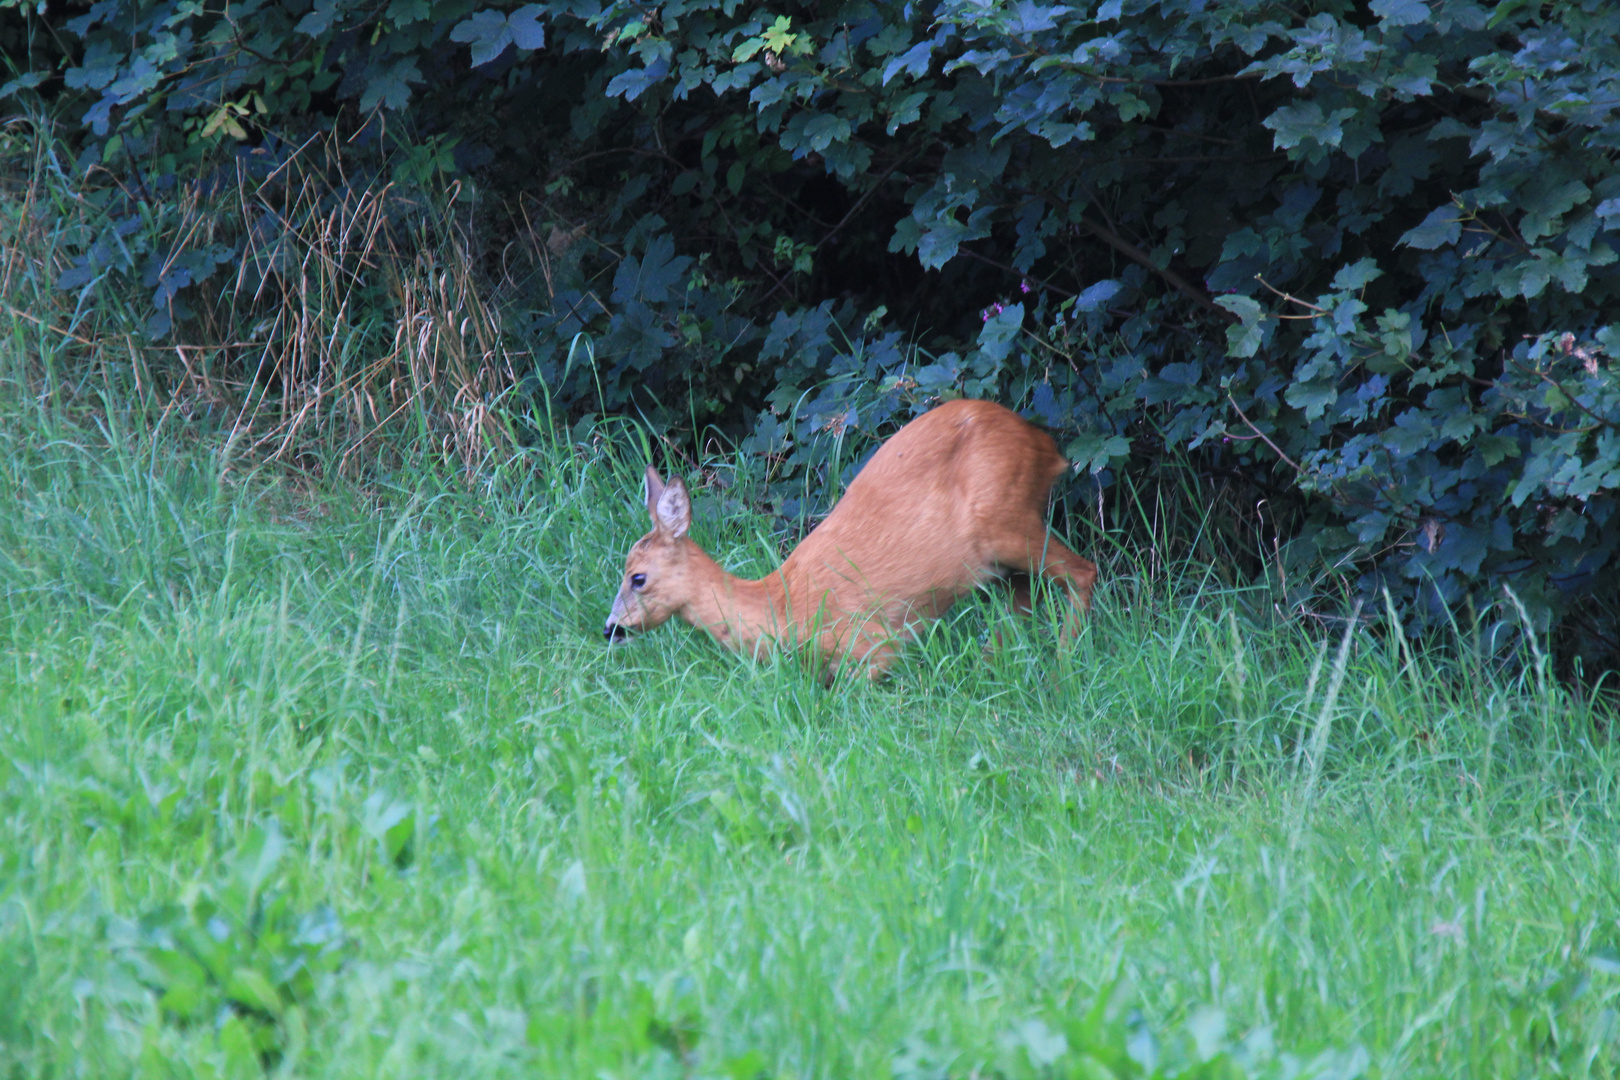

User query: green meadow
[2,379,1617,1079]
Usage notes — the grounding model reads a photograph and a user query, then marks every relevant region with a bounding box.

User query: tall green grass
[2,361,1617,1080]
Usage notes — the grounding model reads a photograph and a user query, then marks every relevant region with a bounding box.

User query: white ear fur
[643,466,665,521]
[655,476,691,539]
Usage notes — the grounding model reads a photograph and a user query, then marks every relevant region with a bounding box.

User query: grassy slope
[2,390,1618,1080]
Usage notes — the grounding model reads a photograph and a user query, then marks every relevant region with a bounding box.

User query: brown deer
[603,399,1098,681]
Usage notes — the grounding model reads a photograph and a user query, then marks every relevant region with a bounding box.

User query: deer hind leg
[1037,539,1097,643]
[983,572,1035,653]
[993,534,1097,643]
[1003,572,1035,615]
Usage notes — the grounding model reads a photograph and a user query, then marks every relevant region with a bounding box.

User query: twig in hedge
[755,150,917,308]
[1141,125,1243,148]
[1079,219,1233,321]
[1510,355,1615,432]
[1226,392,1303,473]
[1254,274,1326,315]
[812,151,916,254]
[1100,71,1265,88]
[957,248,1076,300]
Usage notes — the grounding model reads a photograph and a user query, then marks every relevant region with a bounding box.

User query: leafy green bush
[4,0,1618,669]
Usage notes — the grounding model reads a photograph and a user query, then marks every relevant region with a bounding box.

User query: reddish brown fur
[604,399,1098,680]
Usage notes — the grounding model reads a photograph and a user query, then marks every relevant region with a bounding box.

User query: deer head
[604,466,695,642]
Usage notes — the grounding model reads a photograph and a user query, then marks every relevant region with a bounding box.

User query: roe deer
[603,398,1098,681]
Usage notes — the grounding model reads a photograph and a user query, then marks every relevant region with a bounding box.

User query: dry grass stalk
[1,122,519,482]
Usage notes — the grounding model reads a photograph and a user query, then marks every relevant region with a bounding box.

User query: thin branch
[755,150,916,308]
[957,248,1077,300]
[1075,69,1265,88]
[812,151,917,253]
[1140,125,1243,148]
[1511,359,1617,432]
[1081,219,1233,321]
[1105,153,1288,165]
[1226,391,1303,473]
[1255,273,1327,313]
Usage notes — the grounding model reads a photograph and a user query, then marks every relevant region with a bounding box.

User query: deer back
[777,398,1069,627]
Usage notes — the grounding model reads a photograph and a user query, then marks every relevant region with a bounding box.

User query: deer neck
[678,544,792,657]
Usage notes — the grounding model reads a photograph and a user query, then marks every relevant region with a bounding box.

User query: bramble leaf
[1400,206,1461,249]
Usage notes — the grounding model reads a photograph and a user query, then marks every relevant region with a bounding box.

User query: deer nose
[604,622,629,643]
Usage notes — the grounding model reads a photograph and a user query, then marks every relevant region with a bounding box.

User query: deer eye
[630,573,646,590]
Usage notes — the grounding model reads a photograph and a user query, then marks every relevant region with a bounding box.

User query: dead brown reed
[0,120,521,482]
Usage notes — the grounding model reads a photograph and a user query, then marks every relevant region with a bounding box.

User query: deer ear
[643,466,665,521]
[654,475,691,539]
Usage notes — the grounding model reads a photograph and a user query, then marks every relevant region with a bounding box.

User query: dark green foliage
[5,0,1619,668]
